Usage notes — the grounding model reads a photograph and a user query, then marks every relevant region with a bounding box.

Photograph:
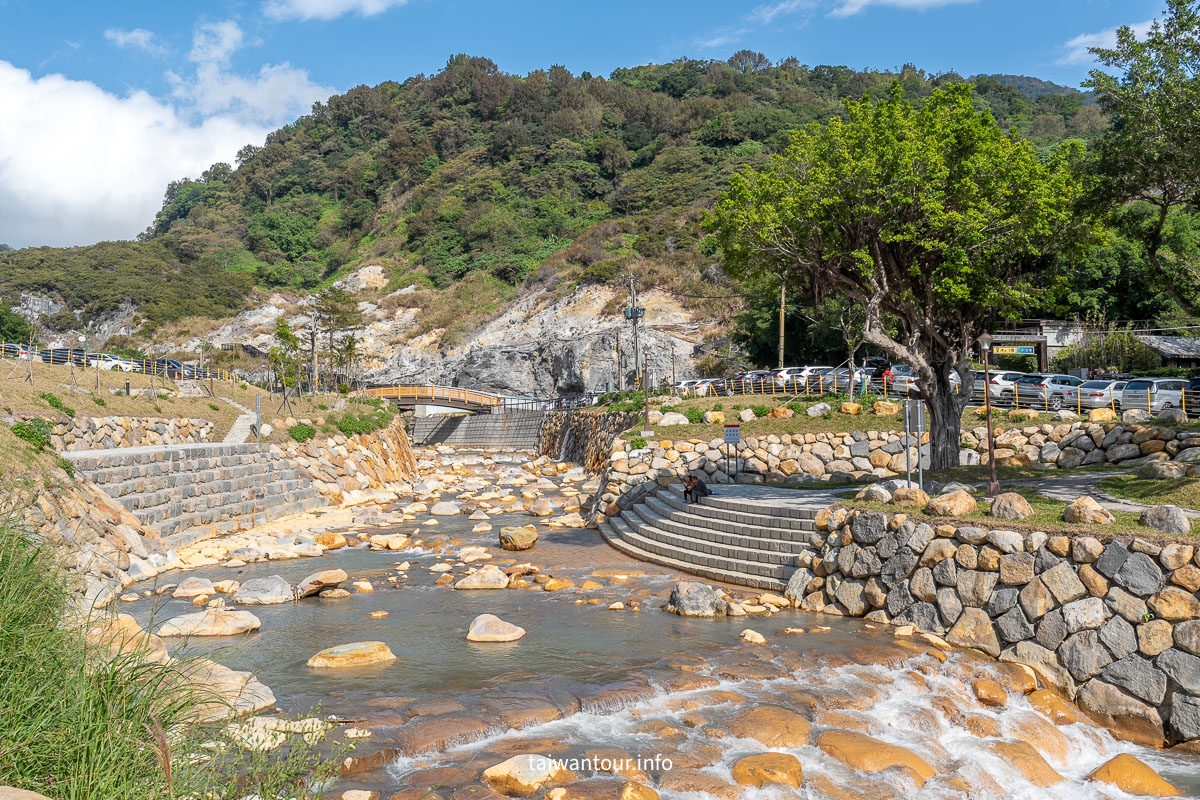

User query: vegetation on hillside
[0,53,1110,343]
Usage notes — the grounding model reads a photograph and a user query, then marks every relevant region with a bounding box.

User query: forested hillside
[0,53,1132,345]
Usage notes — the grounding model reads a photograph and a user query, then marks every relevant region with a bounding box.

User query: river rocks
[430,501,461,516]
[306,641,397,668]
[739,629,766,644]
[296,569,348,598]
[988,740,1063,786]
[233,575,295,605]
[483,754,571,796]
[527,499,554,516]
[499,527,539,551]
[991,493,1034,521]
[1141,506,1192,535]
[315,531,347,549]
[926,491,976,517]
[730,753,803,789]
[665,582,728,617]
[816,730,935,788]
[158,608,261,637]
[1064,497,1115,525]
[972,679,1007,707]
[173,577,216,598]
[467,614,526,642]
[726,705,812,747]
[1086,753,1179,797]
[947,607,1000,657]
[455,565,511,590]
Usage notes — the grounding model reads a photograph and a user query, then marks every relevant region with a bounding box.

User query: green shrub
[750,405,770,418]
[37,393,74,417]
[712,403,724,411]
[288,422,316,442]
[10,419,51,450]
[91,396,106,407]
[208,403,220,411]
[332,410,392,437]
[630,436,647,450]
[683,406,705,424]
[55,456,74,477]
[659,405,677,414]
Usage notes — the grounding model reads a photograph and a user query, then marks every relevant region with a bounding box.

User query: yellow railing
[361,385,504,409]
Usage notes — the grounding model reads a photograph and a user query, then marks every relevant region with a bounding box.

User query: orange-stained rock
[816,730,935,788]
[1002,712,1072,767]
[1086,753,1180,797]
[972,679,1008,708]
[730,753,804,789]
[986,741,1063,787]
[725,705,812,747]
[657,769,738,799]
[1027,689,1086,726]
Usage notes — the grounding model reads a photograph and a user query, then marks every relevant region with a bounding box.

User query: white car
[774,366,831,390]
[92,353,135,372]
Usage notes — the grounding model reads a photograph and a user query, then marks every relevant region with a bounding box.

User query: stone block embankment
[52,416,213,451]
[539,410,639,473]
[282,418,419,506]
[806,506,1200,747]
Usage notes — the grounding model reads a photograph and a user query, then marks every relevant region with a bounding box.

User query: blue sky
[0,0,1166,248]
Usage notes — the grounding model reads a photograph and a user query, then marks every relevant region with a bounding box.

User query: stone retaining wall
[411,412,544,449]
[539,410,639,474]
[52,417,214,451]
[799,507,1200,747]
[282,418,419,506]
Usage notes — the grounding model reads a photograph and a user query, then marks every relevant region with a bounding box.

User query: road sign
[994,345,1036,355]
[724,424,741,445]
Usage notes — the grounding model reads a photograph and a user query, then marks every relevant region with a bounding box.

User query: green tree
[268,318,303,408]
[313,286,364,392]
[1086,1,1200,310]
[708,85,1089,468]
[0,307,31,343]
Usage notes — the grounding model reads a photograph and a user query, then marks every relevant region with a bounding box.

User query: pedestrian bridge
[359,385,543,414]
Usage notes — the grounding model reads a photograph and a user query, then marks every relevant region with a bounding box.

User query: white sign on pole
[723,424,741,445]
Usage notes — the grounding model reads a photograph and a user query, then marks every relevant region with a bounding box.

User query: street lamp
[979,331,1000,498]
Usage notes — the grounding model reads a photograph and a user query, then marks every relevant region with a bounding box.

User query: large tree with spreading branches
[708,84,1090,468]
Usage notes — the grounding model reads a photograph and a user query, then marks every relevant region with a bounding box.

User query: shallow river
[130,455,1200,799]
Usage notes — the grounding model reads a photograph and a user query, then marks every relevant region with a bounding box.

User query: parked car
[1186,377,1200,416]
[1012,373,1085,410]
[773,366,830,391]
[876,364,916,394]
[1122,378,1187,414]
[730,369,775,393]
[90,353,135,372]
[0,343,33,360]
[1078,379,1127,411]
[972,370,1027,404]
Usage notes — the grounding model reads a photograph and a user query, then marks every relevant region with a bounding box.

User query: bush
[10,419,51,450]
[91,396,106,407]
[288,422,316,442]
[683,406,705,424]
[630,436,647,450]
[208,403,220,411]
[55,456,74,477]
[750,405,770,418]
[38,393,74,417]
[713,403,724,411]
[332,410,392,437]
[659,405,678,414]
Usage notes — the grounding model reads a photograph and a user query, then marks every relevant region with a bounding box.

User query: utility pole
[778,279,786,370]
[671,345,676,387]
[615,329,623,391]
[642,344,652,434]
[626,275,641,387]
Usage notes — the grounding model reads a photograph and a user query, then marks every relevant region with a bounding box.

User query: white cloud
[750,0,816,24]
[168,20,333,126]
[695,28,752,50]
[1059,19,1156,65]
[104,27,166,56]
[0,61,272,248]
[830,0,976,17]
[263,0,410,21]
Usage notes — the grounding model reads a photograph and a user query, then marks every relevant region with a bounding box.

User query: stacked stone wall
[799,507,1200,746]
[538,410,639,474]
[51,417,213,451]
[282,418,419,506]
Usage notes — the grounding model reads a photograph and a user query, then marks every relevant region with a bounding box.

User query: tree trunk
[923,378,968,470]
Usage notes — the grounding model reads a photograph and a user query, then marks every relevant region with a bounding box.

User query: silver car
[1078,379,1127,411]
[1011,373,1084,411]
[974,371,1026,404]
[1122,378,1186,414]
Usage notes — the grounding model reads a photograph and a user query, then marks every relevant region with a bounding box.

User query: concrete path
[220,397,257,444]
[1008,468,1200,518]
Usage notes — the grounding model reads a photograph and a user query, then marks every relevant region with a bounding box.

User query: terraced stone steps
[599,484,837,590]
[63,443,324,547]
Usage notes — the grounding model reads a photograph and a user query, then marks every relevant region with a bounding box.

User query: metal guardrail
[0,343,232,381]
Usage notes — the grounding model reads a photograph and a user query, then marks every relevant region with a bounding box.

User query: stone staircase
[221,397,257,444]
[63,443,325,548]
[599,484,834,590]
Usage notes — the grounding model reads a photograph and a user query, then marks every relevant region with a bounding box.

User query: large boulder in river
[455,564,511,590]
[1086,753,1179,797]
[296,569,348,597]
[172,577,215,598]
[665,581,728,617]
[526,499,554,516]
[430,501,461,516]
[482,754,571,796]
[306,641,396,669]
[499,526,538,551]
[233,575,295,605]
[158,608,261,637]
[467,614,526,642]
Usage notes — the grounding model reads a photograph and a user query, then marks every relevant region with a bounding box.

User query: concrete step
[639,497,818,555]
[671,484,823,521]
[165,494,327,548]
[150,486,323,540]
[63,443,264,471]
[96,461,304,499]
[224,413,257,444]
[620,506,802,574]
[653,490,818,537]
[125,477,313,521]
[600,515,788,591]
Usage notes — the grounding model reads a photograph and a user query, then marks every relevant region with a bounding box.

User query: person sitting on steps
[684,474,711,504]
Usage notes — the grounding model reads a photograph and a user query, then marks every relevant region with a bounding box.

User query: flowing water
[130,452,1200,799]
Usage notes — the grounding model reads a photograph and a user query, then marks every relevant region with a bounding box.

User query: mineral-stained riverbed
[129,449,1200,799]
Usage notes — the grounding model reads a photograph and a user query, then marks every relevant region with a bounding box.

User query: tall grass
[0,512,342,799]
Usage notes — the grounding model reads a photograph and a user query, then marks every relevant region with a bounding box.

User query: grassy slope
[1098,474,1200,511]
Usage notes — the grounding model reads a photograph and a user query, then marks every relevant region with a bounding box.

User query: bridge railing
[360,385,601,414]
